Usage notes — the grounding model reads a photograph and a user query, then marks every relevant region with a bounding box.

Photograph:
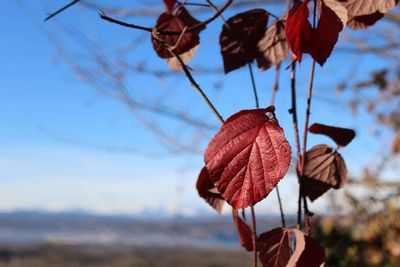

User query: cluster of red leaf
[285,0,399,65]
[147,1,396,266]
[152,0,399,70]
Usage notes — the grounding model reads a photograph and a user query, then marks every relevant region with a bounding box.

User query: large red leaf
[204,107,292,209]
[309,0,348,66]
[232,209,254,251]
[309,123,356,148]
[163,0,176,14]
[302,144,348,201]
[287,229,326,267]
[285,0,312,62]
[257,19,290,71]
[152,6,203,59]
[196,167,225,213]
[258,228,291,267]
[220,9,269,73]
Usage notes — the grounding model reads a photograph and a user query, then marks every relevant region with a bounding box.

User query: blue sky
[0,1,396,216]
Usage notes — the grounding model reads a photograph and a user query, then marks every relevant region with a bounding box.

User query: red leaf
[296,235,326,267]
[348,12,385,30]
[287,229,326,267]
[152,6,203,59]
[285,0,312,62]
[196,167,225,213]
[204,107,292,209]
[220,9,269,73]
[232,209,253,251]
[163,0,176,14]
[342,0,398,17]
[309,123,356,147]
[309,0,348,66]
[257,19,290,71]
[258,228,291,267]
[302,144,348,201]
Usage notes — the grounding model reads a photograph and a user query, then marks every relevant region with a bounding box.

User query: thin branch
[289,63,303,228]
[248,62,259,108]
[250,206,258,267]
[45,0,81,21]
[298,0,318,233]
[270,64,281,106]
[166,43,224,123]
[100,0,234,35]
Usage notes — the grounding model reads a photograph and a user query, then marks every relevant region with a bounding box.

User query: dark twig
[45,0,81,21]
[289,63,303,229]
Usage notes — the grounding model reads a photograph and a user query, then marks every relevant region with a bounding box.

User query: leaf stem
[250,206,258,267]
[248,62,259,108]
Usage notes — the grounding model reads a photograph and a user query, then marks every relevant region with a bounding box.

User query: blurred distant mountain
[0,210,293,247]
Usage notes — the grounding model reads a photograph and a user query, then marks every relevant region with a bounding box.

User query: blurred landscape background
[1,0,400,266]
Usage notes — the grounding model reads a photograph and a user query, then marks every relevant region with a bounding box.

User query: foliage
[45,0,400,266]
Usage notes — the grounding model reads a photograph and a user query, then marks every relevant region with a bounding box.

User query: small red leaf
[285,0,312,62]
[296,235,326,267]
[257,19,290,71]
[287,229,326,267]
[163,0,176,14]
[309,0,347,66]
[302,144,348,201]
[152,6,203,59]
[196,167,225,213]
[204,107,292,209]
[232,209,253,251]
[220,9,269,73]
[258,228,291,267]
[347,12,385,30]
[309,123,356,147]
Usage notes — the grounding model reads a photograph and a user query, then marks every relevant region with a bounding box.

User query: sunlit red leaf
[196,167,225,213]
[232,209,253,251]
[204,107,292,209]
[285,0,312,62]
[303,144,348,201]
[258,228,291,267]
[152,6,203,59]
[163,0,176,14]
[257,19,290,71]
[309,123,356,147]
[287,229,326,267]
[347,12,385,30]
[220,9,269,73]
[309,0,348,66]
